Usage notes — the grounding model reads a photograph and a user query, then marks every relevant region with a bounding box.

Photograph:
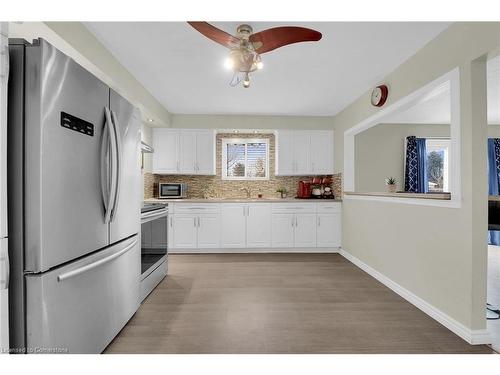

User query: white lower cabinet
[271,214,295,248]
[171,215,197,248]
[316,213,341,248]
[294,213,317,247]
[246,204,272,247]
[220,204,247,248]
[169,202,341,251]
[197,214,220,248]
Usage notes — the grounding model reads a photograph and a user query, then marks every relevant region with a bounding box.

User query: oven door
[140,209,168,300]
[159,183,182,198]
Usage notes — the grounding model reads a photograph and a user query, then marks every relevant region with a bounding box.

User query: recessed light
[233,130,239,133]
[253,130,258,134]
[147,118,154,123]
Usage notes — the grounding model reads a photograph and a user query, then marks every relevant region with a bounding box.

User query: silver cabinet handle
[291,217,295,227]
[58,239,137,282]
[170,217,173,227]
[295,217,298,227]
[317,217,321,227]
[197,217,201,227]
[194,217,197,227]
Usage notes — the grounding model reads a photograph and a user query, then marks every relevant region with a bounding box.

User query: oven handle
[141,209,169,221]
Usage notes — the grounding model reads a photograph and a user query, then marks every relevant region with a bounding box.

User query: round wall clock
[371,84,389,107]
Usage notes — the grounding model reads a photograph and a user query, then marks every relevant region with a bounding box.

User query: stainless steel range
[140,202,168,302]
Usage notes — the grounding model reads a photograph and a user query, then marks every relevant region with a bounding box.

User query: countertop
[145,197,342,204]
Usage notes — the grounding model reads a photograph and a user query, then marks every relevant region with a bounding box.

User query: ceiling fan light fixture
[224,57,234,70]
[243,73,251,88]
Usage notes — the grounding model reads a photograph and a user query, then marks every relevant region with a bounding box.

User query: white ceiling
[84,22,450,116]
[382,54,500,125]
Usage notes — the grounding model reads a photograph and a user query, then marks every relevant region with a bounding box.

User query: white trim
[344,68,461,208]
[339,248,491,345]
[343,194,455,207]
[170,247,340,254]
[221,138,270,180]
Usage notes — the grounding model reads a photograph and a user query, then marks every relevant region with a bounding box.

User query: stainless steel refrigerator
[7,38,141,353]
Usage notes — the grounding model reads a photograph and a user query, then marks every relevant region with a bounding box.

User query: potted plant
[276,187,288,199]
[385,177,397,193]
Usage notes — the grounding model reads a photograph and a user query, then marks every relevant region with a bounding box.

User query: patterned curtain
[404,136,427,193]
[488,138,500,245]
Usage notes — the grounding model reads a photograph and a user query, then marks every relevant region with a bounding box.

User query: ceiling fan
[187,22,322,88]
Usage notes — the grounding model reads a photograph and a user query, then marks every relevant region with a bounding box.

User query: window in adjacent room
[222,138,269,180]
[425,138,450,192]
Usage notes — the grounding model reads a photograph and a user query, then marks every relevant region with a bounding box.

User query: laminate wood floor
[105,254,494,354]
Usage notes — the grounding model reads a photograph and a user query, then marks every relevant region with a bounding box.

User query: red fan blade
[187,21,240,48]
[249,26,322,54]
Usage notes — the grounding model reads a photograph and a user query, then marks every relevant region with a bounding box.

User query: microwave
[158,183,188,199]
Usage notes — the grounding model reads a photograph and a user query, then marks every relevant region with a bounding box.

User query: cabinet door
[246,204,271,248]
[197,214,220,248]
[196,130,216,175]
[172,215,198,248]
[294,213,317,248]
[153,129,179,173]
[220,205,247,248]
[293,131,311,175]
[316,213,341,248]
[271,214,294,248]
[179,130,197,174]
[275,130,294,176]
[310,131,334,174]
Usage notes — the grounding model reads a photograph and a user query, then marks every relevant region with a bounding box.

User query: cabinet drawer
[173,203,220,214]
[316,202,342,213]
[272,202,316,214]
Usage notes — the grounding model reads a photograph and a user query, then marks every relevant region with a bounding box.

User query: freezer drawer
[25,235,140,354]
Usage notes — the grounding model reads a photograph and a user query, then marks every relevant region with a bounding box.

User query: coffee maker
[297,180,312,198]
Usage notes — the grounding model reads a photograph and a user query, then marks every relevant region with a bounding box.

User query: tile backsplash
[144,132,342,200]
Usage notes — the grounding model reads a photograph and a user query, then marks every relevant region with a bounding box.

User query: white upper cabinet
[152,129,179,174]
[178,130,197,174]
[196,130,216,175]
[293,130,311,175]
[152,128,215,175]
[275,130,294,176]
[310,131,334,174]
[275,130,334,176]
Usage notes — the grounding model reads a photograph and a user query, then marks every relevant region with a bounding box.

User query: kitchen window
[222,138,269,180]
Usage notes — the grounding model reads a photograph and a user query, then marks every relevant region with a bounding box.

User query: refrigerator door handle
[109,110,122,222]
[0,240,9,290]
[57,238,138,282]
[102,107,117,224]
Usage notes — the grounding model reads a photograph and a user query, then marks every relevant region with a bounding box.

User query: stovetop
[141,202,168,214]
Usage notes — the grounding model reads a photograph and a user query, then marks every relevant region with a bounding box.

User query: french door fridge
[0,22,9,354]
[8,38,141,353]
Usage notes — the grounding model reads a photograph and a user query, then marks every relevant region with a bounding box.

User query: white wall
[355,123,450,192]
[8,22,171,127]
[333,22,499,335]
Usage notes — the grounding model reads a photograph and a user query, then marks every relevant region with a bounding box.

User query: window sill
[343,191,458,208]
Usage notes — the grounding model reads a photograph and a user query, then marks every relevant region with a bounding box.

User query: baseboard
[169,247,340,254]
[339,248,491,345]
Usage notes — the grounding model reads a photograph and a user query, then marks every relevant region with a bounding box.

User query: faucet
[240,187,252,198]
